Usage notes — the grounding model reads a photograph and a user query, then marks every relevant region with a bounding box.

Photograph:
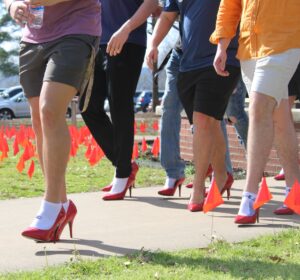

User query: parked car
[0,91,73,120]
[135,90,164,112]
[0,91,30,119]
[0,88,6,94]
[0,85,23,100]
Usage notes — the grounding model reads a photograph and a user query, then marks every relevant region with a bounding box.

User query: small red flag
[140,122,146,133]
[141,137,148,152]
[27,160,35,179]
[88,147,98,166]
[151,137,159,157]
[203,180,224,213]
[16,155,25,173]
[152,120,159,131]
[13,138,19,156]
[253,177,273,210]
[284,180,300,215]
[132,142,139,160]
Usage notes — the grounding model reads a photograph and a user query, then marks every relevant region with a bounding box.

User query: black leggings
[81,43,145,178]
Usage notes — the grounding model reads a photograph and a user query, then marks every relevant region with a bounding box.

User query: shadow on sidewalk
[35,238,138,258]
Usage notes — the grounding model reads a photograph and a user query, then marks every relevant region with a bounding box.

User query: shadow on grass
[136,249,300,280]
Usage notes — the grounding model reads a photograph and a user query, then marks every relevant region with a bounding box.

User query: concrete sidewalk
[0,178,299,273]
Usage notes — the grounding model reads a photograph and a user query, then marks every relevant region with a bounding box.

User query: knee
[193,112,217,131]
[31,112,42,136]
[40,104,59,129]
[249,95,275,123]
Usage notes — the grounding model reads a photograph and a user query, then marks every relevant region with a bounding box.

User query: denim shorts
[19,34,99,99]
[241,48,300,104]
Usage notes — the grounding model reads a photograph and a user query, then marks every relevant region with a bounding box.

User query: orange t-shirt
[210,0,300,60]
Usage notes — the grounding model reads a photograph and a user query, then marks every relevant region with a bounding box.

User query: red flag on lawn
[27,160,35,179]
[284,180,300,215]
[152,120,159,131]
[203,180,224,213]
[151,137,160,157]
[16,155,25,173]
[88,147,98,166]
[140,122,146,133]
[141,137,148,152]
[13,137,19,156]
[253,177,273,210]
[132,142,139,160]
[85,143,92,159]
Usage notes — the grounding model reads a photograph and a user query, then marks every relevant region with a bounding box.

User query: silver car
[0,92,30,119]
[0,91,74,120]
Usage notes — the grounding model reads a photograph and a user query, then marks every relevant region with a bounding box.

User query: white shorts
[241,48,300,104]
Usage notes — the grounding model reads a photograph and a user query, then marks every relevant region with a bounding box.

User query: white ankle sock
[110,178,128,194]
[63,200,70,212]
[279,168,284,175]
[282,186,291,208]
[238,192,257,216]
[30,200,62,230]
[164,177,176,189]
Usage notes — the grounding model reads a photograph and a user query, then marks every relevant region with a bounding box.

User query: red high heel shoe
[21,207,66,242]
[205,172,234,200]
[102,184,112,192]
[185,164,213,189]
[273,206,294,215]
[101,162,139,192]
[187,201,204,212]
[158,178,185,197]
[274,173,285,181]
[53,200,77,241]
[234,209,259,224]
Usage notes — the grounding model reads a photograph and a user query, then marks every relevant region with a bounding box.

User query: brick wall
[180,117,300,176]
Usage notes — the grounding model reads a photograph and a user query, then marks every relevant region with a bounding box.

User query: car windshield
[0,87,22,99]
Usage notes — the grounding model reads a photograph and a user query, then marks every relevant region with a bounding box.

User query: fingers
[146,49,158,70]
[213,55,229,77]
[11,2,31,27]
[106,41,123,56]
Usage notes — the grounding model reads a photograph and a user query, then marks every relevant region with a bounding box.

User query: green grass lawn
[1,229,300,279]
[0,148,170,200]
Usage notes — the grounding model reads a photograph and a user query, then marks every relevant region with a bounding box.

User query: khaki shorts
[19,34,99,111]
[241,48,300,104]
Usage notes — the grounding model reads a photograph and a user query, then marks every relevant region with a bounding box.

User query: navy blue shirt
[100,0,147,47]
[164,0,239,72]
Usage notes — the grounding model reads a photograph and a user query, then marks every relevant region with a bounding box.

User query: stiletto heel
[53,200,77,241]
[103,178,134,200]
[158,177,185,197]
[22,207,66,242]
[205,172,234,199]
[69,220,73,238]
[226,189,230,200]
[102,162,139,200]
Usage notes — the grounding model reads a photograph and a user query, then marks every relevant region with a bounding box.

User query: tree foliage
[0,8,20,76]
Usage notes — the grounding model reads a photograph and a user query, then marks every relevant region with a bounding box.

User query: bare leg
[28,96,68,203]
[273,98,300,188]
[244,92,276,193]
[39,81,77,203]
[191,112,227,204]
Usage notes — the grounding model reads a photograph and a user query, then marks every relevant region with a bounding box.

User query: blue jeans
[160,49,185,179]
[226,79,249,149]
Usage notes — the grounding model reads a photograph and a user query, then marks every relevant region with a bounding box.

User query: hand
[24,0,68,7]
[151,6,162,18]
[106,25,130,56]
[9,1,33,27]
[146,46,158,70]
[213,46,229,77]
